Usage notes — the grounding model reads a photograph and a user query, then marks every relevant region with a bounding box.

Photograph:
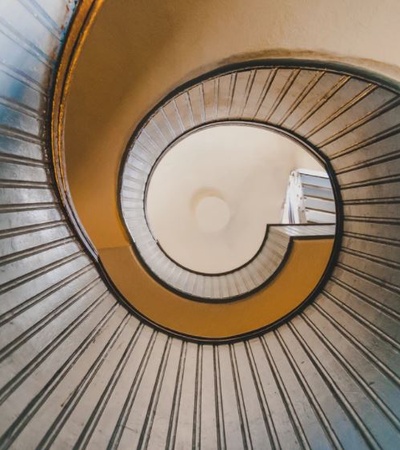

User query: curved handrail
[120,108,338,301]
[51,0,105,261]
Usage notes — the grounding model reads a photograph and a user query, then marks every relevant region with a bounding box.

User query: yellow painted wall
[64,0,400,251]
[99,238,334,339]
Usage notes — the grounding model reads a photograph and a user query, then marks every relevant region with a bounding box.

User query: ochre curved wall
[100,239,333,339]
[64,0,400,250]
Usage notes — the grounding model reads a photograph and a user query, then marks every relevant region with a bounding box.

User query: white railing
[282,169,336,224]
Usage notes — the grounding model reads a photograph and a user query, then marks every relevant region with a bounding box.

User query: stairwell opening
[145,124,333,275]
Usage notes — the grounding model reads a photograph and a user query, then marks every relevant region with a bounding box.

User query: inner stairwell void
[1,1,400,449]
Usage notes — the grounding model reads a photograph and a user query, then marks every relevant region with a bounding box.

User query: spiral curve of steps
[0,1,400,449]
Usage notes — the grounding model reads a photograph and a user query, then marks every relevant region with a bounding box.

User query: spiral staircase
[1,1,400,449]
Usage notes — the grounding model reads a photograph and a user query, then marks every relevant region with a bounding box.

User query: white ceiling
[146,124,325,273]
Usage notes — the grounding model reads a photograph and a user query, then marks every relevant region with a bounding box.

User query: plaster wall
[65,0,400,250]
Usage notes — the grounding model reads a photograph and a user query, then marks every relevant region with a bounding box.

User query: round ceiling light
[194,195,231,233]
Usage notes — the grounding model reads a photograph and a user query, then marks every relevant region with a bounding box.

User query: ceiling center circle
[194,195,231,233]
